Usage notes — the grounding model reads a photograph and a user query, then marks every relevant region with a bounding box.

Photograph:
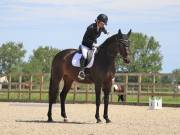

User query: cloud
[102,0,180,10]
[12,0,104,6]
[0,0,180,28]
[12,0,180,10]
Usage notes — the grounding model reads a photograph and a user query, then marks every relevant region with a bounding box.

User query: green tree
[172,68,180,84]
[0,42,26,74]
[24,46,60,73]
[116,32,163,73]
[161,75,172,84]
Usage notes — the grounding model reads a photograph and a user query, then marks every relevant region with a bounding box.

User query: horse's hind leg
[60,75,73,122]
[47,74,62,122]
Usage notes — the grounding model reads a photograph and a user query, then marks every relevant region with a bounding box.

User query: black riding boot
[78,57,86,80]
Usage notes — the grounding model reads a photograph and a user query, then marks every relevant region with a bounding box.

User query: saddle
[72,47,97,68]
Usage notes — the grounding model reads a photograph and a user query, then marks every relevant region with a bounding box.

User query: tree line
[0,42,59,74]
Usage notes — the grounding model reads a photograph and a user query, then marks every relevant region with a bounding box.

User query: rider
[78,14,109,80]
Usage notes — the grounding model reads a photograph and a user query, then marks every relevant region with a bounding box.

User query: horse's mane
[99,34,117,49]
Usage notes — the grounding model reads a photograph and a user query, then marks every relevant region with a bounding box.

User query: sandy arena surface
[0,102,180,135]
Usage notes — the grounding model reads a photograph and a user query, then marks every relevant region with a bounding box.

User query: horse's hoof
[106,118,111,123]
[96,119,102,123]
[64,118,69,122]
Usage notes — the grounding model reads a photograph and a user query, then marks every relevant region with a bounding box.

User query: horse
[0,76,8,90]
[113,84,125,102]
[47,29,131,123]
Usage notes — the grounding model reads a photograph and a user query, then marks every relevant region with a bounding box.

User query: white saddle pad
[72,49,96,68]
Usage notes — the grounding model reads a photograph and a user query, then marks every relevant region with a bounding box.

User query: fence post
[152,74,156,97]
[29,75,32,101]
[173,73,178,98]
[73,83,77,103]
[86,85,89,103]
[40,74,44,101]
[19,73,22,99]
[148,85,150,93]
[124,74,128,102]
[138,74,142,103]
[110,89,113,103]
[8,74,12,100]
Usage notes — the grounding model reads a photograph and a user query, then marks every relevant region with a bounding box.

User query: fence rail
[0,73,180,105]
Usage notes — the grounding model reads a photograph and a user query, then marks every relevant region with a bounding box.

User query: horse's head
[115,29,131,64]
[99,29,131,64]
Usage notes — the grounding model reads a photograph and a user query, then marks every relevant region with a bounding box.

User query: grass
[1,89,180,105]
[126,95,180,104]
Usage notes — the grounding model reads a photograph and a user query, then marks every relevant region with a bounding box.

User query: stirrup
[78,71,85,80]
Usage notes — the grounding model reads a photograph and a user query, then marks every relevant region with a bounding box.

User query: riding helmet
[96,14,108,25]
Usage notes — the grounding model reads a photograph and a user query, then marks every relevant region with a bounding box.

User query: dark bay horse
[47,29,131,123]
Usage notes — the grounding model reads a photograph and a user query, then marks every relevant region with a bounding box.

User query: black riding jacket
[82,23,108,49]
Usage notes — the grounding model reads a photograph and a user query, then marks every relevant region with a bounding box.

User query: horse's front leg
[103,82,112,123]
[95,83,102,123]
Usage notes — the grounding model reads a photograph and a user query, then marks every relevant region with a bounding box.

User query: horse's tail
[49,71,63,104]
[49,76,56,104]
[48,65,62,104]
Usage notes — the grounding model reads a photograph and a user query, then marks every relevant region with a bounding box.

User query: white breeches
[81,45,90,59]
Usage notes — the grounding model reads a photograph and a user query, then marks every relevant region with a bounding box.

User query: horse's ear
[127,29,132,37]
[118,29,122,36]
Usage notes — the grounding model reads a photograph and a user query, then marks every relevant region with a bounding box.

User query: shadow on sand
[15,120,95,125]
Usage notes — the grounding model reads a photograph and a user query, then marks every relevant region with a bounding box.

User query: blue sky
[0,0,180,73]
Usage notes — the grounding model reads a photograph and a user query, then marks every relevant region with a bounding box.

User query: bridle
[118,39,130,60]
